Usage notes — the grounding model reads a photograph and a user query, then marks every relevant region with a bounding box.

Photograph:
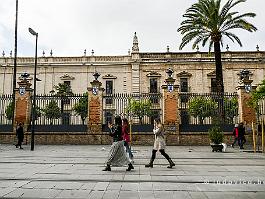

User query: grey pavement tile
[33,181,56,189]
[154,191,175,199]
[102,190,120,199]
[139,182,153,191]
[107,182,122,190]
[53,182,84,190]
[2,188,24,198]
[0,187,16,198]
[139,174,152,181]
[139,191,155,199]
[4,188,61,198]
[189,191,208,199]
[54,189,91,199]
[173,191,192,199]
[205,191,253,199]
[80,182,96,190]
[87,190,105,199]
[93,182,109,191]
[247,192,265,199]
[118,191,139,199]
[121,183,139,191]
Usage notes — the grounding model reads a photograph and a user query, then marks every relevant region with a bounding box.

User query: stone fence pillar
[14,73,32,134]
[236,70,257,127]
[87,73,105,143]
[162,68,180,145]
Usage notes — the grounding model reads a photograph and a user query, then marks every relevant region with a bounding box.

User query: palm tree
[178,0,257,93]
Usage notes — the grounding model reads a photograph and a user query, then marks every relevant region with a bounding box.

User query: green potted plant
[208,126,224,152]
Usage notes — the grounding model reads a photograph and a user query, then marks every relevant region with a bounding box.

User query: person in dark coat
[15,123,24,149]
[103,116,134,171]
[238,122,246,149]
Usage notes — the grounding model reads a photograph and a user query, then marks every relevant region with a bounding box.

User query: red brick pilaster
[14,79,32,133]
[87,80,104,133]
[162,81,180,145]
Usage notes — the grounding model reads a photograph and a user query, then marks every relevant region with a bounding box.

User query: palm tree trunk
[214,41,224,93]
[214,41,225,123]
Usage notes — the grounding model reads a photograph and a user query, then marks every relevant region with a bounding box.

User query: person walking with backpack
[145,118,175,168]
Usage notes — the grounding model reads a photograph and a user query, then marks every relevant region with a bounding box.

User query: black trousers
[151,149,170,160]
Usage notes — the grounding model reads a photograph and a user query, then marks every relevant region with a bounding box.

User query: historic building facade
[0,33,264,96]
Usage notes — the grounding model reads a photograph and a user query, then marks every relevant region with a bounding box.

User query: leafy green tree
[5,101,14,120]
[188,97,218,124]
[73,93,88,124]
[54,83,73,96]
[126,99,152,124]
[248,79,265,112]
[31,106,42,121]
[178,0,257,93]
[53,83,74,124]
[42,100,61,124]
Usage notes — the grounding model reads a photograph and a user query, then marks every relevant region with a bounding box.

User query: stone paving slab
[0,144,264,198]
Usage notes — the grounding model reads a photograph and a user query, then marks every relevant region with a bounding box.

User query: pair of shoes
[102,165,111,171]
[231,144,234,148]
[126,163,134,171]
[20,147,23,149]
[15,144,18,148]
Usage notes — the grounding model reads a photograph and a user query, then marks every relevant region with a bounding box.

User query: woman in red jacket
[122,118,133,160]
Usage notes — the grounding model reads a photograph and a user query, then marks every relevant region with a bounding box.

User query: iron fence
[0,94,13,131]
[258,97,265,122]
[34,94,87,132]
[179,92,239,132]
[102,93,162,131]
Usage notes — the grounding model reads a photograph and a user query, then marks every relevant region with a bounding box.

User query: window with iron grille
[180,78,188,92]
[106,80,113,104]
[150,78,158,103]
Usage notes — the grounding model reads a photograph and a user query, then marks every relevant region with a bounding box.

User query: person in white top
[145,118,175,168]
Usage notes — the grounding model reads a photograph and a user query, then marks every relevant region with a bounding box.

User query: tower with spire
[131,32,140,94]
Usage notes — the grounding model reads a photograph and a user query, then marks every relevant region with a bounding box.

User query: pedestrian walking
[145,118,175,168]
[231,124,239,148]
[15,123,24,149]
[122,118,134,160]
[103,116,134,171]
[238,122,246,149]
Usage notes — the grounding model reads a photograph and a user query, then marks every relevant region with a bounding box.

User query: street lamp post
[12,0,18,129]
[29,27,38,151]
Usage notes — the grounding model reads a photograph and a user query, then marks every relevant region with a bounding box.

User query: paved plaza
[0,144,264,199]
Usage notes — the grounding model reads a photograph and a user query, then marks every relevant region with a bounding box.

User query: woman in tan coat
[145,118,175,168]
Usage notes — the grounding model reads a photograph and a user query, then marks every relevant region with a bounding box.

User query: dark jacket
[109,124,123,142]
[16,126,24,141]
[238,125,245,138]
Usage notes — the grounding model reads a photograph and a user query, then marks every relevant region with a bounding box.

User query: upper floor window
[211,78,218,92]
[106,80,113,104]
[106,80,113,94]
[150,78,158,93]
[180,78,188,92]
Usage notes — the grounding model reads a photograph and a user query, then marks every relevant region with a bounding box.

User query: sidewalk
[0,144,264,199]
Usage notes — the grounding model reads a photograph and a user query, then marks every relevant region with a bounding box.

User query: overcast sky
[0,0,264,57]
